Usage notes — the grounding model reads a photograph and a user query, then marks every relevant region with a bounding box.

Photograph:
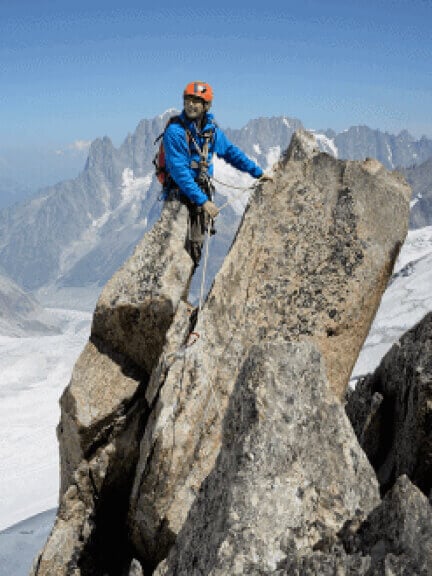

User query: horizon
[0,107,430,194]
[1,0,431,188]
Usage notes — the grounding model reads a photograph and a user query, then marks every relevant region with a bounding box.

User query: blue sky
[1,0,431,178]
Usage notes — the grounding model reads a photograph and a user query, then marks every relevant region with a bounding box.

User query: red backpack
[153,116,191,186]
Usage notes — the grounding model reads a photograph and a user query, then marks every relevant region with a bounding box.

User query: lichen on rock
[153,341,380,575]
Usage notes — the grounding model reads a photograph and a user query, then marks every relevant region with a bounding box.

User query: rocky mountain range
[29,132,432,576]
[403,156,432,228]
[0,113,432,305]
[326,125,432,170]
[0,111,302,296]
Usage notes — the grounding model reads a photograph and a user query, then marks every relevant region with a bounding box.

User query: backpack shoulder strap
[172,116,193,144]
[202,118,218,144]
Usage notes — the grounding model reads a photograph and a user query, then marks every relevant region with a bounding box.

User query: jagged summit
[30,131,430,576]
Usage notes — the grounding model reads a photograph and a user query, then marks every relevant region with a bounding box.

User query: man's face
[184,95,207,120]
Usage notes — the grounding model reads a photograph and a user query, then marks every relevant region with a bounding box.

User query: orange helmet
[183,81,213,103]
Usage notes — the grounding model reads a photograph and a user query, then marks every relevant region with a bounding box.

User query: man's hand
[202,200,220,218]
[259,174,274,183]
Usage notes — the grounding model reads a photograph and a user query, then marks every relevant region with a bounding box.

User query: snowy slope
[311,132,339,157]
[0,272,61,337]
[0,308,91,530]
[352,226,432,378]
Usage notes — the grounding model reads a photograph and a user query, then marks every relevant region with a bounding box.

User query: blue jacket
[163,112,263,206]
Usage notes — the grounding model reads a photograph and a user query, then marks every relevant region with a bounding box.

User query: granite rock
[92,200,193,374]
[153,341,380,575]
[33,131,412,575]
[341,475,432,575]
[346,311,432,496]
[129,130,411,567]
[32,201,194,575]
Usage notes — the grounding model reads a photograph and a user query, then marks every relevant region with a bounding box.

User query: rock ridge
[32,130,415,575]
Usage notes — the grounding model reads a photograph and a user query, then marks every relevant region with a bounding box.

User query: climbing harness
[211,176,259,212]
[153,115,216,189]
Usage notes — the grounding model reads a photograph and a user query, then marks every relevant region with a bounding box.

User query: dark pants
[165,181,215,269]
[185,204,211,269]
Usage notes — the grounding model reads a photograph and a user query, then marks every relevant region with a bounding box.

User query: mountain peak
[83,136,118,176]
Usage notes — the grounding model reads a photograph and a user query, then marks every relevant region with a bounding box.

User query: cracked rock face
[153,341,380,575]
[346,311,432,497]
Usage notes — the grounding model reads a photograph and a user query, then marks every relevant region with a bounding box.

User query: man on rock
[162,81,271,269]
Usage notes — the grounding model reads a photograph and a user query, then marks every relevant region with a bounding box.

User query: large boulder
[32,200,194,575]
[341,475,432,575]
[91,199,193,374]
[346,311,432,497]
[153,341,380,575]
[156,346,432,575]
[129,130,411,567]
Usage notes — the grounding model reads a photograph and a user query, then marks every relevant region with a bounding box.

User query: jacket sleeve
[214,129,264,178]
[163,125,208,206]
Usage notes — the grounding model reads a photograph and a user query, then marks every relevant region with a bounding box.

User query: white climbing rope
[198,220,212,312]
[150,177,269,453]
[211,175,258,212]
[197,176,260,312]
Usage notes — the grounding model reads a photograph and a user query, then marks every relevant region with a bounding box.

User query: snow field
[351,227,432,378]
[0,309,91,530]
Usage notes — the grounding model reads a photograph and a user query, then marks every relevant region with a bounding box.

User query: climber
[161,81,272,268]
